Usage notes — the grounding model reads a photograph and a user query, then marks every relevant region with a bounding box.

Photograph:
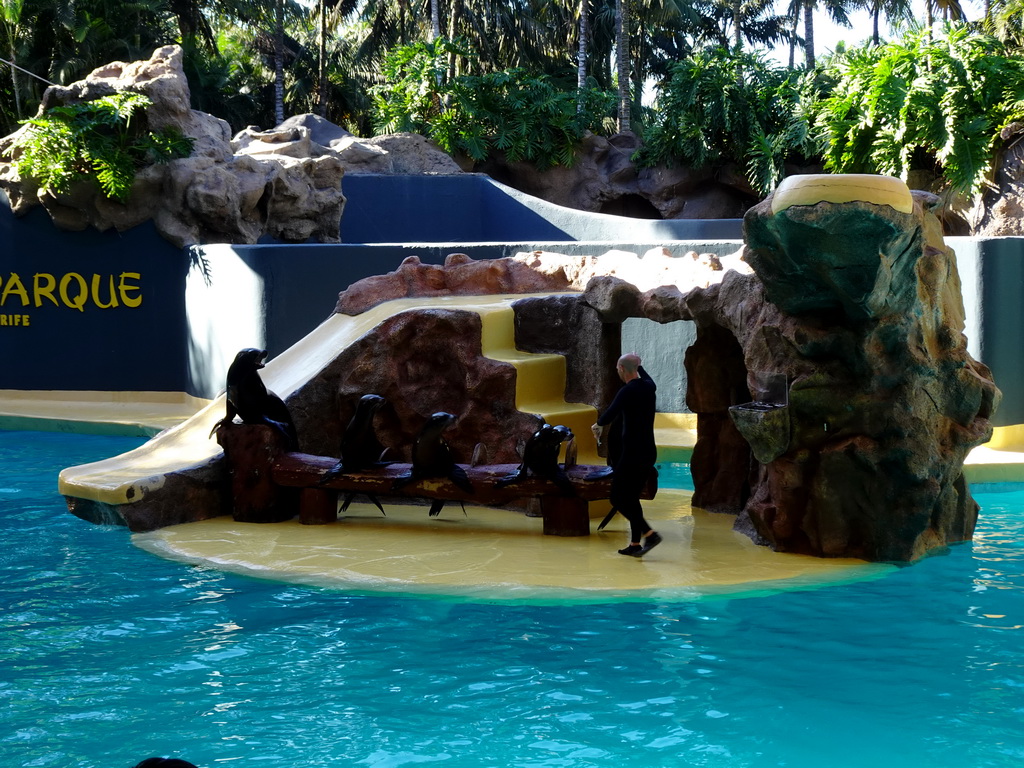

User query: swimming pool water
[1,431,1022,768]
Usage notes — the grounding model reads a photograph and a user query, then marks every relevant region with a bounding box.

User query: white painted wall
[622,317,697,413]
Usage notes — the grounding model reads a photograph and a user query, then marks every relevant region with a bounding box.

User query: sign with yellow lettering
[0,271,142,327]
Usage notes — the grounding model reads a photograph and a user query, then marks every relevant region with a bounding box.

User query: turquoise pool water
[1,431,1022,768]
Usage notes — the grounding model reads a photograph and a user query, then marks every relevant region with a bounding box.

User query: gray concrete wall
[947,236,1024,426]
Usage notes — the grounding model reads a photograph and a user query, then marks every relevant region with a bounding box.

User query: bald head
[616,353,641,382]
[617,354,640,373]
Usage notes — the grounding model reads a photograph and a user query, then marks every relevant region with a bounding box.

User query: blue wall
[0,199,190,392]
[3,179,1022,427]
[340,175,744,244]
[949,236,1024,426]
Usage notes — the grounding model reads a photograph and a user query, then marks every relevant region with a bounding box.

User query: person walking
[592,353,662,556]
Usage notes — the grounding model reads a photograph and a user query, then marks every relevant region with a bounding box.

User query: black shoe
[618,544,644,557]
[641,532,662,554]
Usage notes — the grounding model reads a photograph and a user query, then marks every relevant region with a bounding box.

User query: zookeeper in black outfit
[591,353,662,557]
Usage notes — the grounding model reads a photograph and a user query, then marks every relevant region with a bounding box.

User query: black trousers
[610,463,653,542]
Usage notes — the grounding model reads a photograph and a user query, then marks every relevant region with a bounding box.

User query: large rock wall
[0,46,347,247]
[687,192,999,561]
[478,131,759,221]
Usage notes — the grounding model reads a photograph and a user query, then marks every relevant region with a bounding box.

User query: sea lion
[496,423,575,493]
[322,394,391,515]
[339,394,389,470]
[209,348,297,449]
[392,412,473,516]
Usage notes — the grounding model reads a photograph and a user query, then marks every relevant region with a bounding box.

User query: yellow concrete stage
[133,489,892,602]
[4,384,1020,602]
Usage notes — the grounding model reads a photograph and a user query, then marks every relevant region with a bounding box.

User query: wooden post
[299,487,337,524]
[541,496,591,536]
[216,423,297,523]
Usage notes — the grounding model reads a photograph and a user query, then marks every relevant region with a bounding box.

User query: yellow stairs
[477,305,601,465]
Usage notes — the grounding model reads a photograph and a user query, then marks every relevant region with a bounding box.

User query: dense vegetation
[13,93,194,201]
[4,0,1024,201]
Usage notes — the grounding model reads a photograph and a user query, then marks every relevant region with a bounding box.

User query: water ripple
[2,433,1024,768]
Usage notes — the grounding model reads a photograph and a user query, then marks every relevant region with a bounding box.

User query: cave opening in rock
[598,194,662,219]
[682,322,756,515]
[618,315,754,515]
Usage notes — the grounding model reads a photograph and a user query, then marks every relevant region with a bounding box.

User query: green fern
[13,92,194,203]
[635,47,811,196]
[814,25,1024,197]
[372,38,614,170]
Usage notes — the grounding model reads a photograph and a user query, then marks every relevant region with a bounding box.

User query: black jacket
[597,366,657,469]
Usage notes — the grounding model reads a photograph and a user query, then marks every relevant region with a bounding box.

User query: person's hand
[591,423,602,441]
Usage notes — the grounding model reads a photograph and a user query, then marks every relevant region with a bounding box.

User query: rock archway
[684,322,754,516]
[316,178,1002,563]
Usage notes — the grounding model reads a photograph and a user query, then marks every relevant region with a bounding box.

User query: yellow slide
[59,293,594,505]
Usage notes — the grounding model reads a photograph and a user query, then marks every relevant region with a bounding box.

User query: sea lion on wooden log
[392,411,473,516]
[322,393,391,515]
[497,423,575,493]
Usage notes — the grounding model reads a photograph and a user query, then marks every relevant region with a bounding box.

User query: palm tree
[345,0,571,81]
[787,0,856,67]
[166,0,216,49]
[273,0,285,123]
[924,0,965,41]
[616,0,629,130]
[1,0,25,119]
[578,0,589,94]
[318,0,328,116]
[866,0,914,44]
[689,0,792,56]
[987,0,1024,44]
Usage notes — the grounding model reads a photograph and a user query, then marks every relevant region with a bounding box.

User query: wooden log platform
[217,424,656,536]
[272,454,656,536]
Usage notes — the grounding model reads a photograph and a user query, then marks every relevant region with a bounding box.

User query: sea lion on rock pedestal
[392,412,473,517]
[210,348,298,449]
[497,423,575,493]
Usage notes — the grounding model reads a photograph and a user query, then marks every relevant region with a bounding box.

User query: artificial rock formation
[0,46,347,247]
[290,309,542,466]
[335,247,743,315]
[234,116,463,176]
[332,200,997,563]
[689,192,998,561]
[966,120,1024,236]
[564,187,999,561]
[478,131,760,220]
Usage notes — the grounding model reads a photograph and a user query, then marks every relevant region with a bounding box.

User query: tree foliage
[373,38,615,168]
[636,47,815,195]
[5,0,1024,207]
[815,25,1024,196]
[13,91,194,202]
